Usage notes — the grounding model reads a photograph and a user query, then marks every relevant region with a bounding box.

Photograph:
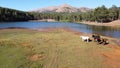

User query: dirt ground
[102,45,120,68]
[82,20,120,28]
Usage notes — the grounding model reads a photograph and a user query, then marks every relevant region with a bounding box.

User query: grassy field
[0,28,120,68]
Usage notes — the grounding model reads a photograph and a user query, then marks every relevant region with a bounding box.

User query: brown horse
[92,34,101,42]
[92,34,108,45]
[101,38,109,45]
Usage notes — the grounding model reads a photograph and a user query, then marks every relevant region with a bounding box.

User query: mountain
[31,4,91,13]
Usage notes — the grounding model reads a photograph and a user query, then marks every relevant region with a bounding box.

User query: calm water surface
[0,21,120,38]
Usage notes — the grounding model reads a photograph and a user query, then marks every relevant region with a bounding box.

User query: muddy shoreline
[1,27,120,46]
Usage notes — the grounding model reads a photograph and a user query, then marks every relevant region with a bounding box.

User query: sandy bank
[82,20,120,28]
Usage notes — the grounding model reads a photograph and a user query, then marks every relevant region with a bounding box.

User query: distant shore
[29,19,56,22]
[29,19,120,28]
[81,20,120,28]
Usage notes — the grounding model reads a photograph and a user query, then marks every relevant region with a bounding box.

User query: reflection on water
[86,25,120,38]
[0,21,120,38]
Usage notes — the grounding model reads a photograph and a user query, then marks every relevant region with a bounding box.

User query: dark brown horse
[101,38,109,45]
[92,34,101,42]
[92,34,108,45]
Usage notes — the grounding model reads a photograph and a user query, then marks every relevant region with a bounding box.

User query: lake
[0,21,120,38]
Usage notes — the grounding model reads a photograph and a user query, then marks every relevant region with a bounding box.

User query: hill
[31,4,91,13]
[0,7,34,22]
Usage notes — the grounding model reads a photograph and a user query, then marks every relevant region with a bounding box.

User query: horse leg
[87,38,89,42]
[97,38,101,44]
[86,39,88,42]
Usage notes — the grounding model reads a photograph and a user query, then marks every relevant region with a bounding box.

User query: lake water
[0,21,120,38]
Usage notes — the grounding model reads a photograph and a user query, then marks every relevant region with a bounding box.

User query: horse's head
[80,36,84,38]
[92,35,95,37]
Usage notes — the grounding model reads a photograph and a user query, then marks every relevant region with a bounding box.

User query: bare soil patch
[37,28,61,33]
[29,54,44,61]
[102,45,120,68]
[21,43,30,47]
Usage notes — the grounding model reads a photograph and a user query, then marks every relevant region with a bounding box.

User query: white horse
[80,36,90,42]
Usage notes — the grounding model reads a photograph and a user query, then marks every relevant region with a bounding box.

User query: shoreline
[81,20,120,28]
[1,27,120,38]
[30,19,120,28]
[1,19,120,28]
[35,27,120,46]
[0,27,120,46]
[29,19,56,22]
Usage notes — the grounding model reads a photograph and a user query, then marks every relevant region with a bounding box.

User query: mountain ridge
[31,4,91,13]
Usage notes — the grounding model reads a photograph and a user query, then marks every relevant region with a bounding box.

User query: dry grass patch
[29,54,44,61]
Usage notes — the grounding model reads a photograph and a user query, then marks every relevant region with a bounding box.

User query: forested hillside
[32,5,120,23]
[0,7,34,22]
[0,5,120,23]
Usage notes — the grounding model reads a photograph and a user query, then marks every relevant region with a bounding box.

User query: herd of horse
[80,34,109,45]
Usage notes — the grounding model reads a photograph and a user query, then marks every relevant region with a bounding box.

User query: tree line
[0,7,34,22]
[0,5,120,23]
[33,5,120,23]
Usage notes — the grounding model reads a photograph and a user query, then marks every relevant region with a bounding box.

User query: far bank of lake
[30,19,120,28]
[81,20,120,28]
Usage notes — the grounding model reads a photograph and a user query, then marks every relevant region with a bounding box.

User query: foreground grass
[0,29,118,68]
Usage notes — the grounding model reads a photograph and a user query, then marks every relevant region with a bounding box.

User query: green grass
[0,29,114,68]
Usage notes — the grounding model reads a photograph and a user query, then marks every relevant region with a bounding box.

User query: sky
[0,0,120,11]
